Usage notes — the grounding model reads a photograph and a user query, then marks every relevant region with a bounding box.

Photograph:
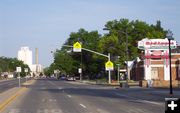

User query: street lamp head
[166,29,174,40]
[103,28,110,31]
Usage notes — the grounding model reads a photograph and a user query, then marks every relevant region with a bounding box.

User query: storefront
[133,38,180,87]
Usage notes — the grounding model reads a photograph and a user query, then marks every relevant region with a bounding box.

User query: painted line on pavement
[0,80,35,112]
[58,87,62,90]
[80,104,87,109]
[67,95,72,98]
[0,87,27,112]
[115,93,163,106]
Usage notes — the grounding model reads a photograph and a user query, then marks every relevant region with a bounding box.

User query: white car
[66,77,76,81]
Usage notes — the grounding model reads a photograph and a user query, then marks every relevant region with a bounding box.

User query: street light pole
[62,45,111,84]
[125,28,129,81]
[103,27,129,84]
[168,38,173,95]
[166,29,174,95]
[108,53,111,84]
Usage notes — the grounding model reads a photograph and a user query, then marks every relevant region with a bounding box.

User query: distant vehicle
[60,76,67,80]
[66,77,76,81]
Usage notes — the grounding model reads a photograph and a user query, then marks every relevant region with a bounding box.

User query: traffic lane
[0,78,29,93]
[64,80,179,102]
[49,79,167,102]
[3,79,89,113]
[46,80,164,113]
[2,79,164,113]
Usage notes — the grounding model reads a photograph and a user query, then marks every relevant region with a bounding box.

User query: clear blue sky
[0,0,180,67]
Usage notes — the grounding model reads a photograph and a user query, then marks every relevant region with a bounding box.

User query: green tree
[51,28,102,79]
[0,57,30,77]
[47,19,167,80]
[101,19,166,67]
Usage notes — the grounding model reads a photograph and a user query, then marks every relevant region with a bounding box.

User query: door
[151,67,159,80]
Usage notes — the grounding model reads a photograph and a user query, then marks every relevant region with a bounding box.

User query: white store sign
[138,38,177,50]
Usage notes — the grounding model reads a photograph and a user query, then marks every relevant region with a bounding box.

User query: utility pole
[117,64,120,83]
[108,53,111,84]
[166,29,174,95]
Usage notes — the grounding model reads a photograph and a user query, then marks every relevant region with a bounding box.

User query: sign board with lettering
[138,38,177,50]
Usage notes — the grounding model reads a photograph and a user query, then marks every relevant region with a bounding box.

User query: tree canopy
[0,57,30,77]
[46,18,167,80]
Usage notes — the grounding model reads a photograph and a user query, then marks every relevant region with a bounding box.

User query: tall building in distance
[17,46,43,76]
[18,47,32,66]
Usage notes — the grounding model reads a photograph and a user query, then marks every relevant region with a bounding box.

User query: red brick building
[131,38,180,87]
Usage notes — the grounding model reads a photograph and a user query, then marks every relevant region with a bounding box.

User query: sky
[0,0,180,67]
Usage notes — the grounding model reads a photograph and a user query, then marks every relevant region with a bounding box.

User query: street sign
[54,69,60,74]
[105,61,114,71]
[16,67,21,72]
[73,42,82,52]
[78,68,82,73]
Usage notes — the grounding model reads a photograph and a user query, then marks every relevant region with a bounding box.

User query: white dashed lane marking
[67,95,72,98]
[58,87,62,90]
[80,104,87,109]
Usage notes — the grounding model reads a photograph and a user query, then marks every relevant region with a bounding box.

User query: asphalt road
[0,78,29,93]
[2,78,179,113]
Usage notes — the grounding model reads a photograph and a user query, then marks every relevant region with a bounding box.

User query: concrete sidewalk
[79,80,140,87]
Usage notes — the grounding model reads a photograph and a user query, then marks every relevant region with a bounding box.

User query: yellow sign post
[73,42,82,52]
[105,61,114,71]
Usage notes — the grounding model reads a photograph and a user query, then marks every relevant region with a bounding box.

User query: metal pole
[80,51,83,81]
[168,39,173,95]
[108,53,111,84]
[125,29,129,80]
[26,72,27,82]
[117,64,120,83]
[62,45,111,83]
[18,72,21,87]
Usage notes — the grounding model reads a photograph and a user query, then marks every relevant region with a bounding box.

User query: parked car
[60,76,67,80]
[66,77,76,81]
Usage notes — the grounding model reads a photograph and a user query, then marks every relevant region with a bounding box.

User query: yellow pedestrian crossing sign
[105,61,114,71]
[73,42,82,52]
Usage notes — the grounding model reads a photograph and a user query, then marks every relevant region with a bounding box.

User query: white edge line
[115,93,163,106]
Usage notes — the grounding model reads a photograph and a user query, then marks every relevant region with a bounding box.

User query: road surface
[1,78,179,113]
[0,78,28,93]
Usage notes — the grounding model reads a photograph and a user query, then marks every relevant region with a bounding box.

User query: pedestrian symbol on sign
[73,42,82,52]
[105,61,114,71]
